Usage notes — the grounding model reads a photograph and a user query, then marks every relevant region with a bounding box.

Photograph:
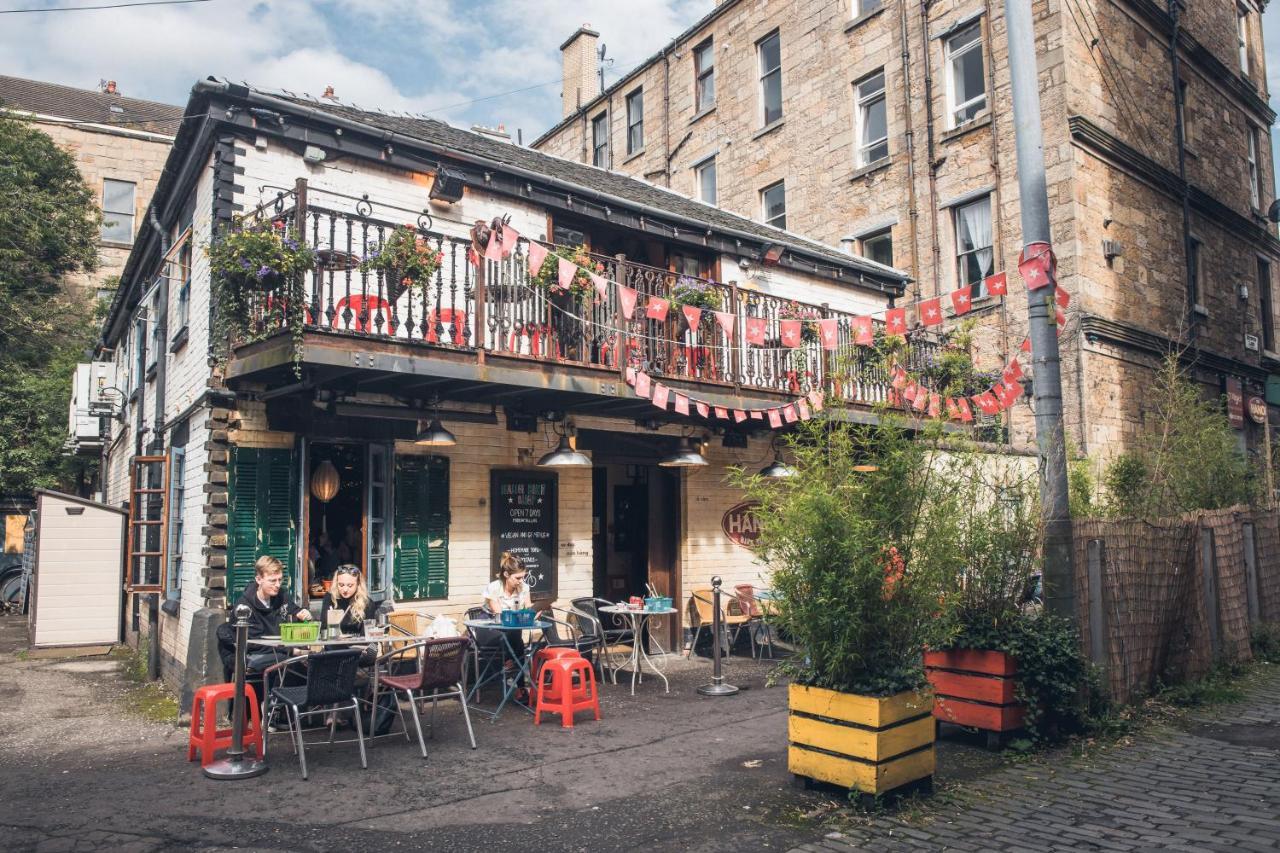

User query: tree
[0,112,102,496]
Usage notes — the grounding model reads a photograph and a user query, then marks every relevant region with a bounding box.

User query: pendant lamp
[310,459,341,534]
[415,417,457,446]
[537,434,591,467]
[759,452,795,478]
[659,437,708,468]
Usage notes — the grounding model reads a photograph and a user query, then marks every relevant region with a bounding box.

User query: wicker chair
[373,636,476,757]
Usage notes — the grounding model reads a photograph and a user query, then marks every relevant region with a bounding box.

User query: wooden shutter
[393,454,450,600]
[227,446,298,602]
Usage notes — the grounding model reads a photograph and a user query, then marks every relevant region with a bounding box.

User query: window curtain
[957,198,993,278]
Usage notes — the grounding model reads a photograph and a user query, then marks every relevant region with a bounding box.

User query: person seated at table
[216,555,311,680]
[320,564,371,635]
[483,552,533,701]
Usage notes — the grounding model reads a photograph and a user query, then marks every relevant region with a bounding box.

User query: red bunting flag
[951,287,973,315]
[985,272,1008,296]
[674,394,690,416]
[818,318,839,350]
[1019,243,1054,291]
[646,296,670,322]
[501,224,520,259]
[912,387,930,412]
[734,409,748,423]
[745,317,768,346]
[903,381,920,403]
[1003,358,1024,384]
[998,380,1023,407]
[1055,307,1067,328]
[798,400,812,420]
[886,307,907,335]
[713,311,736,340]
[956,396,974,422]
[919,298,943,327]
[634,372,651,398]
[779,320,802,348]
[652,383,670,410]
[945,397,961,420]
[618,285,638,320]
[714,406,729,420]
[928,392,941,419]
[625,366,636,385]
[852,315,874,345]
[557,258,577,292]
[783,404,798,423]
[682,305,703,333]
[1020,337,1032,353]
[768,408,783,428]
[590,271,609,300]
[973,391,1001,415]
[891,366,909,390]
[808,390,825,412]
[527,241,549,277]
[1055,286,1071,309]
[484,229,505,262]
[467,246,480,267]
[750,410,765,420]
[696,401,710,418]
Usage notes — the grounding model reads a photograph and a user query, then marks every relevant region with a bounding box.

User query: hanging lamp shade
[310,460,341,502]
[537,435,591,467]
[415,417,457,447]
[659,437,708,468]
[759,452,795,479]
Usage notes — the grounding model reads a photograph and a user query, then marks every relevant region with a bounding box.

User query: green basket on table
[280,621,320,643]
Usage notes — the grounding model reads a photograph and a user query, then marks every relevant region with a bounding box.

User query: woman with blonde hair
[320,564,370,635]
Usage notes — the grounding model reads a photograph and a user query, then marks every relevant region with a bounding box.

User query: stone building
[0,75,182,297]
[533,1,1280,462]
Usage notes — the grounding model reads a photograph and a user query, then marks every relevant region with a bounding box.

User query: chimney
[99,79,118,95]
[322,85,336,100]
[560,24,600,117]
[471,123,512,144]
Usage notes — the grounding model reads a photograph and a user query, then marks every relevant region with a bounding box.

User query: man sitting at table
[217,555,311,680]
[482,552,533,702]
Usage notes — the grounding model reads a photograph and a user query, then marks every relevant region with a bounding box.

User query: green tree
[0,112,102,495]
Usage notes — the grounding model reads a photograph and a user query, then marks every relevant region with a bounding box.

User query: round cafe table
[598,606,677,695]
[463,618,551,718]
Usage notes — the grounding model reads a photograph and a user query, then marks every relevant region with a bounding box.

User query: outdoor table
[462,618,551,719]
[599,605,677,695]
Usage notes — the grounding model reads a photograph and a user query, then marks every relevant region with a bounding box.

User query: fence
[1074,505,1280,704]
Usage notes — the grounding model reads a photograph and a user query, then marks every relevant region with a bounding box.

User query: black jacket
[319,593,370,635]
[232,579,308,639]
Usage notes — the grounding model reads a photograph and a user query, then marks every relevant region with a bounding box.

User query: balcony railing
[241,201,944,407]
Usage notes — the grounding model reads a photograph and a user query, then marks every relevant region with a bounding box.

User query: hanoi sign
[722,501,763,549]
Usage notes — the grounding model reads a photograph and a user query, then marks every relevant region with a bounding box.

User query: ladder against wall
[126,455,168,594]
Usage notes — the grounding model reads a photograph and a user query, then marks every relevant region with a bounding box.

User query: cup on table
[364,619,378,638]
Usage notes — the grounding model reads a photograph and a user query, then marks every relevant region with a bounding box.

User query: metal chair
[735,584,775,659]
[686,587,716,658]
[536,606,603,677]
[464,605,506,700]
[561,604,607,681]
[372,637,476,757]
[570,597,633,677]
[264,648,367,780]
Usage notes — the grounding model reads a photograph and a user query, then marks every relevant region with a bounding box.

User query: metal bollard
[204,603,268,780]
[697,576,739,697]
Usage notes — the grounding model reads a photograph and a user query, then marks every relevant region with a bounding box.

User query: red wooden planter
[924,649,1025,733]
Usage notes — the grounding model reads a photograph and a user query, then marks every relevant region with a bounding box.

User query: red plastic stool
[532,647,581,687]
[534,657,601,729]
[188,682,263,767]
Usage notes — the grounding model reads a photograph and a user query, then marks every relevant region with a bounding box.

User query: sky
[0,0,1278,175]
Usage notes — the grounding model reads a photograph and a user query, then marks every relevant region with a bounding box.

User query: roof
[0,74,183,135]
[270,90,903,282]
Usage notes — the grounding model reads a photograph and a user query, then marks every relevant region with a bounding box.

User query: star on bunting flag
[1018,243,1054,291]
[618,285,638,320]
[852,316,874,345]
[674,394,690,416]
[696,401,710,418]
[634,372,651,398]
[798,400,812,420]
[745,317,768,346]
[920,298,943,327]
[713,311,736,340]
[557,258,577,291]
[646,296,670,322]
[768,408,783,429]
[714,406,729,420]
[973,391,1001,415]
[682,305,703,332]
[818,318,839,350]
[985,272,1008,296]
[928,392,941,419]
[951,287,973,315]
[527,241,549,277]
[783,404,798,423]
[1055,286,1071,309]
[652,384,670,410]
[779,320,802,348]
[590,271,609,300]
[886,307,907,334]
[956,396,974,422]
[808,390,825,411]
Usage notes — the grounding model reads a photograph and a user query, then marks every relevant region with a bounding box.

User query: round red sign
[1248,396,1267,424]
[722,501,763,549]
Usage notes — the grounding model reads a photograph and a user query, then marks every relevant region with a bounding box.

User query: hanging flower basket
[530,244,599,304]
[780,301,821,343]
[207,219,315,292]
[360,224,444,303]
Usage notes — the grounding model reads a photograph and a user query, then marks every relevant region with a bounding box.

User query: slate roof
[0,74,184,135]
[272,91,905,284]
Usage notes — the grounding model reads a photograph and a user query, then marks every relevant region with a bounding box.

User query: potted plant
[529,243,600,306]
[207,218,315,292]
[671,276,722,333]
[736,417,949,799]
[360,224,444,303]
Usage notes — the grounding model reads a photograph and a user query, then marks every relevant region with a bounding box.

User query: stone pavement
[794,665,1280,853]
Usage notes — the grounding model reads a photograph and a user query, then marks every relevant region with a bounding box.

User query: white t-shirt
[484,578,531,612]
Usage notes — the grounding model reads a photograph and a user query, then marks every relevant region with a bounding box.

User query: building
[533,1,1280,461]
[76,78,912,689]
[0,75,182,298]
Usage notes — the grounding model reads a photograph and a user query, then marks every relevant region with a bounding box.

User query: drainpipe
[920,0,943,300]
[147,208,171,681]
[898,0,922,288]
[1169,0,1195,339]
[663,47,672,187]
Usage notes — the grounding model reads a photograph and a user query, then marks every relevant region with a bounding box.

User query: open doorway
[305,441,364,598]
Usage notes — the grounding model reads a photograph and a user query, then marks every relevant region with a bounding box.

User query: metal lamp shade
[759,453,796,478]
[537,435,591,467]
[309,460,341,502]
[415,418,457,447]
[659,437,708,468]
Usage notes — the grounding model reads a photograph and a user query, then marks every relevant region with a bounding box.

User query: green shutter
[227,446,298,602]
[393,454,450,600]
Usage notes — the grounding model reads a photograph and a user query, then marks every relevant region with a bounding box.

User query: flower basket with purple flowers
[207,218,315,292]
[359,224,444,303]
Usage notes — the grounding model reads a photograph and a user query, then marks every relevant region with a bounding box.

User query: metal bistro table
[598,605,677,695]
[462,618,551,719]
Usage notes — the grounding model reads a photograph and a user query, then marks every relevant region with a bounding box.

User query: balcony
[227,195,945,417]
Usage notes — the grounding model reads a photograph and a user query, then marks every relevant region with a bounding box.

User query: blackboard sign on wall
[490,470,558,599]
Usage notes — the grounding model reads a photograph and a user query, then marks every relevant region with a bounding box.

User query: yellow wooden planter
[788,684,935,795]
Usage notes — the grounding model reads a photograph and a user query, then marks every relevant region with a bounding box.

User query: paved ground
[1,614,1277,852]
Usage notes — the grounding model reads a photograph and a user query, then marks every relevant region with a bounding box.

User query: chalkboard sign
[491,470,558,599]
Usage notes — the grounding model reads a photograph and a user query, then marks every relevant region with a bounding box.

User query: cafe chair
[686,587,718,658]
[464,605,507,701]
[723,593,759,659]
[372,637,477,757]
[734,584,775,659]
[570,597,634,676]
[263,648,367,780]
[546,606,605,678]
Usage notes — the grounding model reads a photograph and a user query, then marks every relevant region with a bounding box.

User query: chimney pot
[559,25,600,117]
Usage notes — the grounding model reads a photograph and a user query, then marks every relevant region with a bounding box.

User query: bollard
[204,603,268,780]
[697,576,739,697]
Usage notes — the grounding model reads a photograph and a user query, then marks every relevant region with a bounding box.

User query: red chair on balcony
[424,309,468,345]
[334,294,391,333]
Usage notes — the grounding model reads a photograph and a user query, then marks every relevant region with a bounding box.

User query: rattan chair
[373,636,476,757]
[263,648,367,780]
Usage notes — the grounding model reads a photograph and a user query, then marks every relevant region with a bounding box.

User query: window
[1238,4,1250,74]
[855,0,883,15]
[758,31,783,126]
[165,445,185,599]
[147,290,160,370]
[1248,125,1261,209]
[945,23,987,127]
[953,195,994,295]
[592,112,609,167]
[696,157,717,206]
[174,241,192,335]
[626,88,644,155]
[860,228,893,267]
[761,180,786,230]
[129,317,145,394]
[1259,258,1274,352]
[855,70,889,166]
[101,178,136,243]
[1188,237,1202,306]
[694,39,715,112]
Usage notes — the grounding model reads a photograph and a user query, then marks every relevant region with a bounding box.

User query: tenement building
[533,1,1280,461]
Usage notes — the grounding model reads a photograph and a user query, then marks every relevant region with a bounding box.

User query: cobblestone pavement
[794,665,1280,853]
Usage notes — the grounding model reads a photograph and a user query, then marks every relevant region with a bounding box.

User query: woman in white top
[482,552,533,702]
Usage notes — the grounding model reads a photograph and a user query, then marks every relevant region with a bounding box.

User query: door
[392,455,450,600]
[648,467,681,650]
[228,446,299,602]
[367,444,390,596]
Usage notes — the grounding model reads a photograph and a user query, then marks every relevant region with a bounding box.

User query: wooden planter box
[925,649,1025,736]
[788,684,935,796]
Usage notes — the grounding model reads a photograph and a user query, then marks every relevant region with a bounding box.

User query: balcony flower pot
[924,649,1025,745]
[360,225,443,304]
[788,684,935,797]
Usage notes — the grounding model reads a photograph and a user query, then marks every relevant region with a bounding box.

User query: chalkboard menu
[490,470,558,599]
